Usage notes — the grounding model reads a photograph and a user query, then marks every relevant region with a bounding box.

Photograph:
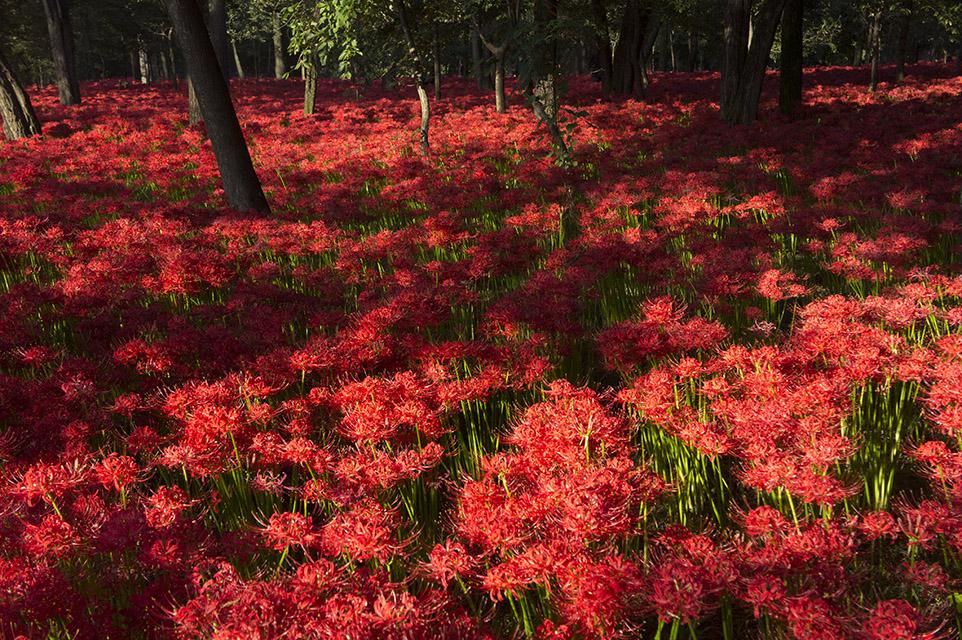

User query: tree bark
[396,0,431,155]
[722,0,786,124]
[232,39,246,79]
[721,0,751,118]
[273,11,287,78]
[868,10,882,91]
[0,47,42,140]
[611,0,650,95]
[139,47,151,84]
[304,59,317,115]
[591,0,614,95]
[471,22,485,89]
[895,3,912,83]
[188,75,201,124]
[166,0,270,213]
[494,52,506,112]
[208,0,231,80]
[956,40,962,76]
[779,0,803,116]
[532,0,560,119]
[40,0,80,105]
[433,28,441,101]
[417,83,430,155]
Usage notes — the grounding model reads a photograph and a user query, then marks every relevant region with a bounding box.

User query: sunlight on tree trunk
[0,48,42,140]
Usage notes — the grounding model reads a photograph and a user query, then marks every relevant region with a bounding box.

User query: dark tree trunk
[433,28,441,101]
[532,0,560,119]
[166,0,271,213]
[273,11,287,78]
[304,59,317,115]
[722,0,786,124]
[40,0,80,105]
[471,22,485,89]
[611,0,650,95]
[232,39,246,79]
[721,0,751,118]
[591,0,614,95]
[868,10,882,91]
[956,41,962,76]
[687,32,696,72]
[168,31,179,88]
[208,0,231,80]
[779,0,803,116]
[0,47,42,140]
[895,3,912,83]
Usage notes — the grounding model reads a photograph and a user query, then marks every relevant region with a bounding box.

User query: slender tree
[779,0,803,115]
[895,1,913,82]
[39,0,81,105]
[868,7,883,90]
[165,0,271,213]
[273,9,287,78]
[0,46,42,140]
[396,0,431,155]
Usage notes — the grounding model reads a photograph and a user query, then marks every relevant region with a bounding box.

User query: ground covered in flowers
[2,65,962,639]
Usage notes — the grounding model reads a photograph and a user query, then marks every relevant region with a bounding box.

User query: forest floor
[1,64,962,639]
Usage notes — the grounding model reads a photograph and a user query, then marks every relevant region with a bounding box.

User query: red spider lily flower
[261,512,317,551]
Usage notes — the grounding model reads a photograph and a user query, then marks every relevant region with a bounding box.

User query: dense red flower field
[2,65,962,639]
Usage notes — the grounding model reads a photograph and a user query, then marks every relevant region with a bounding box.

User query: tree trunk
[168,31,179,88]
[417,83,430,155]
[687,32,696,72]
[231,39,246,79]
[721,0,751,119]
[0,47,42,140]
[532,0,560,119]
[956,40,962,76]
[139,47,151,84]
[591,0,614,95]
[494,53,506,112]
[304,59,317,115]
[895,3,912,83]
[611,0,649,95]
[433,29,441,101]
[868,10,882,91]
[471,22,485,89]
[722,0,786,124]
[273,11,287,78]
[669,29,676,71]
[208,0,231,79]
[40,0,80,105]
[166,0,271,213]
[779,0,803,116]
[188,76,202,124]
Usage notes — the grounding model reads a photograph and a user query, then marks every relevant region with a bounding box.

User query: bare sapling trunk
[232,39,246,79]
[417,82,430,155]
